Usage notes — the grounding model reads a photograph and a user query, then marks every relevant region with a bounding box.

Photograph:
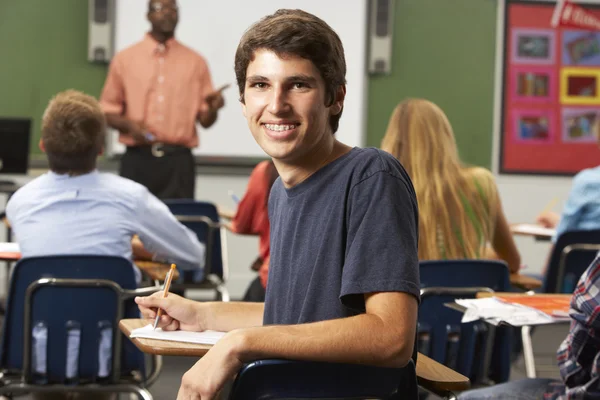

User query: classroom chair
[419,260,512,386]
[228,359,419,400]
[0,255,161,399]
[164,199,230,301]
[227,351,469,400]
[542,229,600,293]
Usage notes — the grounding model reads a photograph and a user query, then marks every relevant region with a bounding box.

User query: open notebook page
[0,242,20,253]
[130,324,226,345]
[511,224,556,237]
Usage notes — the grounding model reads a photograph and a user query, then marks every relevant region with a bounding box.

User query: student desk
[449,292,571,379]
[119,318,471,393]
[510,273,543,290]
[134,261,180,282]
[510,223,555,241]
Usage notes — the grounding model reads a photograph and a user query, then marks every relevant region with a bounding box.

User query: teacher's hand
[205,89,225,111]
[127,120,154,145]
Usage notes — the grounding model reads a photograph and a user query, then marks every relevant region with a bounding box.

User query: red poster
[500,1,600,175]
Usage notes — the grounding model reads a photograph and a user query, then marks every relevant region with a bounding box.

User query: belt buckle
[151,143,165,158]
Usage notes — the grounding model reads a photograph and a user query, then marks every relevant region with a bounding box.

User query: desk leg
[521,326,536,378]
[482,323,497,384]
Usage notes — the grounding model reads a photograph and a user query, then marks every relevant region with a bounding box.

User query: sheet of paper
[511,224,555,237]
[455,297,557,327]
[0,242,20,253]
[130,324,226,345]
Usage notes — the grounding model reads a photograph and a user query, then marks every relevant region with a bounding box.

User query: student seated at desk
[6,90,206,284]
[219,160,278,302]
[380,99,521,273]
[536,120,600,241]
[458,254,600,399]
[136,9,420,399]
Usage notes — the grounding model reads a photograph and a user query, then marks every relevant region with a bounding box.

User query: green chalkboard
[0,0,107,157]
[365,0,497,169]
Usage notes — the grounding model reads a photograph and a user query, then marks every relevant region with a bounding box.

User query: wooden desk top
[510,223,554,240]
[119,319,470,391]
[120,318,211,356]
[0,251,20,261]
[416,352,470,392]
[134,261,180,281]
[477,292,571,299]
[510,273,543,290]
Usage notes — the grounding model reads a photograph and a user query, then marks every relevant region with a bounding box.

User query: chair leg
[131,387,153,400]
[216,285,230,302]
[521,325,536,378]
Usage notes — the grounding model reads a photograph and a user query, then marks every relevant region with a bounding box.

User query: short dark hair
[41,90,105,175]
[234,9,347,133]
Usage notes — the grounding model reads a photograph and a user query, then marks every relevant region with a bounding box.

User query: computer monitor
[0,118,31,175]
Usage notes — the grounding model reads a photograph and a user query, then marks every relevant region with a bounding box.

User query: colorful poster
[500,0,600,175]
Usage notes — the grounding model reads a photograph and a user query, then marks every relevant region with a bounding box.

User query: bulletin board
[500,0,600,175]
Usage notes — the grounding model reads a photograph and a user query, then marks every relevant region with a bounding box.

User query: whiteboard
[109,0,368,160]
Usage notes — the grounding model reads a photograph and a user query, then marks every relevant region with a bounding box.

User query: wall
[0,0,106,156]
[365,0,498,169]
[2,0,499,166]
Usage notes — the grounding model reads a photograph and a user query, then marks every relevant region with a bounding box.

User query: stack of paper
[455,297,566,326]
[511,224,556,238]
[0,242,20,253]
[130,324,226,345]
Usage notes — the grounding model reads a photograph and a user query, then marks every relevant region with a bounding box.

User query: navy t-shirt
[263,147,420,325]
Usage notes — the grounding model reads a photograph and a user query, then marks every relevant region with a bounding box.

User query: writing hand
[135,292,205,332]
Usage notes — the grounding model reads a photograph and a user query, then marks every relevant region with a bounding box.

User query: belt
[126,144,191,158]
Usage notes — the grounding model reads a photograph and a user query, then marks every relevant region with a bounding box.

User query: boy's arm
[174,291,418,399]
[135,191,206,269]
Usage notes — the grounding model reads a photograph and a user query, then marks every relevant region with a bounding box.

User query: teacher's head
[147,0,179,36]
[40,90,105,176]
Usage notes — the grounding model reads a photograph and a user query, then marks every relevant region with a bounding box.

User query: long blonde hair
[381,98,497,261]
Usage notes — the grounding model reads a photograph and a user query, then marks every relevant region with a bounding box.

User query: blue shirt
[6,170,205,283]
[554,166,600,242]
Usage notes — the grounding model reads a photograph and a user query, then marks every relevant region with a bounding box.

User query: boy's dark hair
[234,9,346,133]
[41,90,106,175]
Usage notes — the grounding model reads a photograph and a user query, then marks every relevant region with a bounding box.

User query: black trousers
[120,145,195,200]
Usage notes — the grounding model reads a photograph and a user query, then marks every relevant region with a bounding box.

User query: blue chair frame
[543,229,600,293]
[418,260,512,385]
[164,200,230,301]
[229,359,419,400]
[0,255,161,399]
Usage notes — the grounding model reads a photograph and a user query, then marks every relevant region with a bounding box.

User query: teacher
[100,0,225,199]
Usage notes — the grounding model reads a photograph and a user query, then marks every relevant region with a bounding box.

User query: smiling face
[241,49,344,165]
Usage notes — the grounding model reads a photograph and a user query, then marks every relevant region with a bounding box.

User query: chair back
[228,359,418,400]
[0,255,144,383]
[418,260,512,384]
[544,230,600,293]
[164,199,225,282]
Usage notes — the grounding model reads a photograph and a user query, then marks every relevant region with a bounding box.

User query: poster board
[499,0,600,175]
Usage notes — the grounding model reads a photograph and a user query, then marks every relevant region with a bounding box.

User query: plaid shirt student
[545,254,600,399]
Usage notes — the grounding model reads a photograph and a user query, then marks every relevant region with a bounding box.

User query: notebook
[129,324,226,345]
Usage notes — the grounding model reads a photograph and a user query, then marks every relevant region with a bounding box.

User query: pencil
[153,263,177,330]
[541,197,559,215]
